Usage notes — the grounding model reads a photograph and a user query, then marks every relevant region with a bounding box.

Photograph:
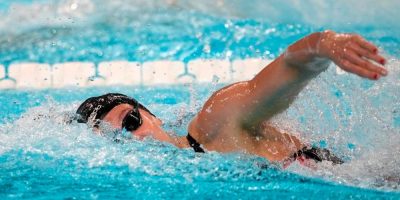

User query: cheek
[131,129,151,139]
[130,120,155,139]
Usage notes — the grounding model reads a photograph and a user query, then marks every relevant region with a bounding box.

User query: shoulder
[188,82,254,143]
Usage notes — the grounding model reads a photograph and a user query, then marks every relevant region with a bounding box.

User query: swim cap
[75,93,155,126]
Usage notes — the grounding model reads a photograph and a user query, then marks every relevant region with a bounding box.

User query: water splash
[1,0,398,65]
[272,57,400,190]
[0,0,399,198]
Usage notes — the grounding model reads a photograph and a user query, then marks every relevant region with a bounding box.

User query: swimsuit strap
[186,133,205,153]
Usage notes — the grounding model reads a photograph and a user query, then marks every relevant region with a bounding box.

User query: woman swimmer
[75,30,388,167]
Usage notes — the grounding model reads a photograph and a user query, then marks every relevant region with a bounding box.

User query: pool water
[1,0,400,199]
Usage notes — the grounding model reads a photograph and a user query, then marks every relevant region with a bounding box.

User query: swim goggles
[121,101,143,132]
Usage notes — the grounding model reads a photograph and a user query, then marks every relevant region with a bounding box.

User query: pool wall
[0,59,273,89]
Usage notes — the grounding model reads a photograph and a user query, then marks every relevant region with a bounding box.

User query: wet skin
[102,104,190,148]
[101,30,388,163]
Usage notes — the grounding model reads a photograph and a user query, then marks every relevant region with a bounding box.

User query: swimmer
[75,30,388,167]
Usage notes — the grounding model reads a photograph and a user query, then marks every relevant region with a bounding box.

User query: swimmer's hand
[317,30,388,80]
[190,30,390,154]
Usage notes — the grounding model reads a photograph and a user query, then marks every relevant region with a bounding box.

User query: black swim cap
[75,93,155,125]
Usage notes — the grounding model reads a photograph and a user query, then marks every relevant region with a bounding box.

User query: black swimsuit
[186,133,343,164]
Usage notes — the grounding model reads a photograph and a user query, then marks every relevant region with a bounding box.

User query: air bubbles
[264,28,276,35]
[70,3,78,10]
[195,32,203,39]
[224,20,233,29]
[225,50,232,59]
[274,56,400,191]
[205,106,212,113]
[203,44,211,54]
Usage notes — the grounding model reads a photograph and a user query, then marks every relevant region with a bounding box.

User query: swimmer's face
[101,104,170,142]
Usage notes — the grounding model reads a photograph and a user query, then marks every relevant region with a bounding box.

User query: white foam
[9,63,52,89]
[335,66,346,75]
[52,62,95,88]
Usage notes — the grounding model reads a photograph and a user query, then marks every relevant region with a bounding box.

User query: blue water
[1,1,400,199]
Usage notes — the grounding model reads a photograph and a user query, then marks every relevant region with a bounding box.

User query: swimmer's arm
[240,30,388,129]
[190,31,388,136]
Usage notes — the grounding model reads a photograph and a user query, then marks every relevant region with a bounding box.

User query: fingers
[344,51,388,76]
[353,35,378,53]
[328,32,389,80]
[339,59,378,80]
[349,42,386,65]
